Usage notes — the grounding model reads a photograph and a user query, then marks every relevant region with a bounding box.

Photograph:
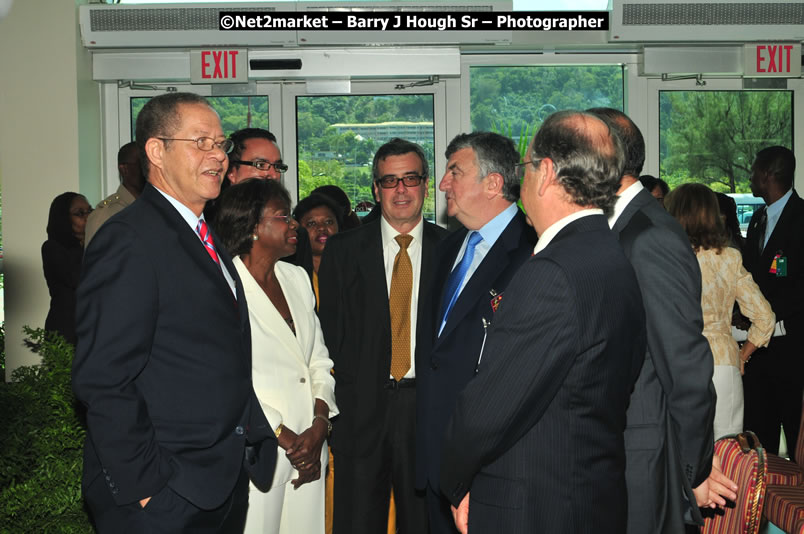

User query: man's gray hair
[445,132,521,202]
[529,110,625,216]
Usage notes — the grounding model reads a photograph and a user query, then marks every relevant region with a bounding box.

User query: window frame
[282,79,450,224]
[646,77,804,190]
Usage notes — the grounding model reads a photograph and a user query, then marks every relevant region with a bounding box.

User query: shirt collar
[380,214,424,246]
[608,180,644,228]
[153,186,202,230]
[476,203,517,246]
[534,209,603,255]
[766,187,793,220]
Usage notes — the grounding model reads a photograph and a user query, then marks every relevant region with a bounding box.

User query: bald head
[528,110,625,215]
[587,107,644,180]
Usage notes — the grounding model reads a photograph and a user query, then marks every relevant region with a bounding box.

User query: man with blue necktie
[415,131,536,534]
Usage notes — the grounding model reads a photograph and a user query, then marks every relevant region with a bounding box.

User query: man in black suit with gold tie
[73,93,276,533]
[415,131,536,533]
[440,111,646,533]
[319,138,448,534]
[743,145,804,457]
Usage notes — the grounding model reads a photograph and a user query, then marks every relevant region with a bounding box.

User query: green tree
[660,91,792,192]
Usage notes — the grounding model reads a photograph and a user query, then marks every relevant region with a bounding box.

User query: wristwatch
[314,414,332,437]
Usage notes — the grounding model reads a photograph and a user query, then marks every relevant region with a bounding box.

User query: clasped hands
[278,421,328,489]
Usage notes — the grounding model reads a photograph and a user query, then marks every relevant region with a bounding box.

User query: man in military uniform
[84,141,146,247]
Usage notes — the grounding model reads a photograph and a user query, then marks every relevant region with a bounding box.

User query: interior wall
[0,0,99,376]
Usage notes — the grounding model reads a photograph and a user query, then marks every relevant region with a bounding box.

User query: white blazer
[234,257,338,489]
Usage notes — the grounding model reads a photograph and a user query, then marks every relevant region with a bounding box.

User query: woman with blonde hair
[665,183,774,438]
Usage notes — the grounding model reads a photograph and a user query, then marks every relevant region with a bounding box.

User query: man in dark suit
[319,138,448,534]
[415,131,536,533]
[73,93,276,533]
[589,107,736,532]
[743,145,804,458]
[440,110,646,533]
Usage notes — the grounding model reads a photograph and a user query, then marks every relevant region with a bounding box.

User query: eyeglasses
[376,174,425,189]
[516,159,540,178]
[230,159,289,173]
[70,209,93,218]
[264,215,294,225]
[303,218,337,230]
[157,137,234,154]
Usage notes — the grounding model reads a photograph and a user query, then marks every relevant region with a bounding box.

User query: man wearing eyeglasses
[206,127,314,275]
[84,141,147,247]
[415,132,537,534]
[227,128,287,184]
[73,92,277,533]
[319,138,448,534]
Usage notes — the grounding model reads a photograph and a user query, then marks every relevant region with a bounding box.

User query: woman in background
[41,192,91,344]
[666,183,774,438]
[293,193,342,306]
[215,178,337,534]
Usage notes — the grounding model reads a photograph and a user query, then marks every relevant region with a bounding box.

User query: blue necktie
[440,231,483,325]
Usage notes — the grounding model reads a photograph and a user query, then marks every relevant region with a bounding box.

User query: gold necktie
[389,234,413,381]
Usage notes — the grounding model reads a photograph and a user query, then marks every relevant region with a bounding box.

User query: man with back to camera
[588,107,737,532]
[73,92,276,533]
[318,138,448,534]
[439,110,646,533]
[84,141,146,247]
[742,145,804,459]
[415,131,536,533]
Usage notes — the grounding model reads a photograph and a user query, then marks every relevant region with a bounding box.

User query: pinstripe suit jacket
[439,214,646,533]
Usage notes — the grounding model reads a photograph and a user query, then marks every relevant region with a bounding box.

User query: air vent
[610,0,804,41]
[80,3,294,48]
[622,2,804,25]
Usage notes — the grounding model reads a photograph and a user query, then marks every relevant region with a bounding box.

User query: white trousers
[243,466,326,534]
[712,364,744,440]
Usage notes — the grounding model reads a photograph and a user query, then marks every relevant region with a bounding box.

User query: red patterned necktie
[196,219,220,265]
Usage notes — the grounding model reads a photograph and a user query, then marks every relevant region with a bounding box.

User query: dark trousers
[743,341,803,458]
[426,483,459,534]
[85,466,249,534]
[333,386,428,534]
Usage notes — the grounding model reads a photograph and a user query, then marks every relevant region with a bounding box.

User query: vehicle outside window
[728,193,765,237]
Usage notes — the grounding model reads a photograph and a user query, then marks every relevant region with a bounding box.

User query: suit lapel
[360,221,392,325]
[612,188,653,234]
[763,191,799,259]
[236,259,305,366]
[276,265,308,365]
[437,218,521,342]
[144,186,237,302]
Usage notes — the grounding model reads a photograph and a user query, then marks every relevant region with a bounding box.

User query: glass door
[282,80,448,224]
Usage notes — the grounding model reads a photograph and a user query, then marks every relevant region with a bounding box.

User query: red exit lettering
[201,50,240,79]
[756,45,794,74]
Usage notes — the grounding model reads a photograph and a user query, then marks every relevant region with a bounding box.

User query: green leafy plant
[0,327,92,533]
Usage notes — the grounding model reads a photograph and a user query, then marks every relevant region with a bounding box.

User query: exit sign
[744,43,801,77]
[190,49,248,84]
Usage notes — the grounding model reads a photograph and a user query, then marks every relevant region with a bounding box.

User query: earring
[252,234,258,241]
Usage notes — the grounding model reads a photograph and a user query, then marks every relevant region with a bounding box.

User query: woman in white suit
[215,178,337,534]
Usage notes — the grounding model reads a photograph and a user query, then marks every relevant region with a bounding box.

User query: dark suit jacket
[613,188,716,532]
[318,218,448,456]
[743,190,804,376]
[415,209,536,489]
[440,214,645,533]
[73,184,276,511]
[41,238,83,344]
